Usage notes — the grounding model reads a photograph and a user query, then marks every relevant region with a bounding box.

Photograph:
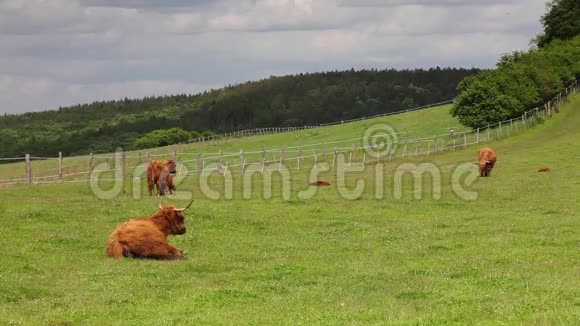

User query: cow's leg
[152,244,186,260]
[147,180,154,196]
[157,182,165,196]
[131,239,186,260]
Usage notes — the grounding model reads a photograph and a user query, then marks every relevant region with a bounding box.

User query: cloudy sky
[0,0,547,114]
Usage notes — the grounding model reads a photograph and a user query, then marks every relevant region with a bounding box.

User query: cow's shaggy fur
[147,160,176,196]
[478,147,497,177]
[106,204,190,260]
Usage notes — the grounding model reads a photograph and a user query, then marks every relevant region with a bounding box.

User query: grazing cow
[478,147,497,177]
[158,168,176,195]
[147,160,177,196]
[106,197,193,260]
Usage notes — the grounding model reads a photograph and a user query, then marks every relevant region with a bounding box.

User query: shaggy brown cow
[106,197,193,260]
[147,160,177,196]
[158,167,176,195]
[478,147,497,177]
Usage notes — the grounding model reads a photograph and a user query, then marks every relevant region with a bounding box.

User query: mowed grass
[0,97,579,324]
[0,104,460,178]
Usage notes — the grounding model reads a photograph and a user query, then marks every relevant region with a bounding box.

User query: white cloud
[0,0,546,114]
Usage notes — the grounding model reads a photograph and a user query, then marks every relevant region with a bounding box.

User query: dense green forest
[0,68,477,157]
[452,0,580,128]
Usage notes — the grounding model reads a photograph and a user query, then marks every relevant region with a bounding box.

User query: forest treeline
[451,0,580,128]
[0,67,477,157]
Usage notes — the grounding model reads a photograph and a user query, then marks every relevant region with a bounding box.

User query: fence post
[463,132,467,149]
[476,128,480,144]
[402,142,407,158]
[25,154,32,184]
[196,153,203,173]
[278,148,285,171]
[261,149,266,173]
[353,145,358,162]
[487,125,490,141]
[522,115,526,129]
[89,153,94,180]
[415,139,420,156]
[240,150,245,175]
[499,122,502,137]
[333,147,338,170]
[427,142,431,155]
[297,147,302,170]
[432,136,437,153]
[121,150,126,181]
[58,151,63,183]
[361,152,366,166]
[314,148,318,165]
[173,146,177,162]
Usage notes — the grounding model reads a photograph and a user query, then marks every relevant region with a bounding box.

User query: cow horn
[174,199,194,212]
[158,194,163,209]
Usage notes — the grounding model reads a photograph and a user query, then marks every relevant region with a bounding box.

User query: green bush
[451,36,580,129]
[134,128,193,149]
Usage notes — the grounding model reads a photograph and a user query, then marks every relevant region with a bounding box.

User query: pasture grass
[0,97,579,324]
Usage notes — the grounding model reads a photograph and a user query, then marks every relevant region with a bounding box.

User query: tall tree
[536,0,580,47]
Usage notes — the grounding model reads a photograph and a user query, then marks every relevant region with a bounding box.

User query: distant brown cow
[158,168,176,195]
[147,160,177,196]
[106,197,193,260]
[309,181,331,186]
[478,147,497,177]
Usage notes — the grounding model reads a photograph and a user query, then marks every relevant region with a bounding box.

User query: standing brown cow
[106,197,193,260]
[147,160,177,196]
[478,147,497,177]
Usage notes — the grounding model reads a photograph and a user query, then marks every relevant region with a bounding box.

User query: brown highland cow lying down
[106,197,193,260]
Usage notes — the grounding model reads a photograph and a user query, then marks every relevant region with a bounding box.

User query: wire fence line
[0,80,576,187]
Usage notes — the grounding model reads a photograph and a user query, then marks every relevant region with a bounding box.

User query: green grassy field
[0,96,578,324]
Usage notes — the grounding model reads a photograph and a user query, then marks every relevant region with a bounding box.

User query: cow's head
[166,160,177,175]
[485,159,496,169]
[158,196,193,235]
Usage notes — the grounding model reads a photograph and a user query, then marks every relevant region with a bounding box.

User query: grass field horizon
[0,94,578,324]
